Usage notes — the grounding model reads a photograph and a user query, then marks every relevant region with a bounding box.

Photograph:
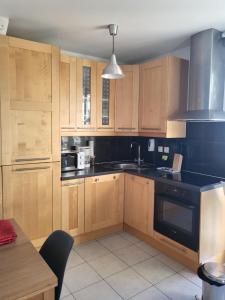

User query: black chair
[39,230,74,300]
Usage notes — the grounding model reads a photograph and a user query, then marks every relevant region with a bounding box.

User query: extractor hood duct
[174,28,225,121]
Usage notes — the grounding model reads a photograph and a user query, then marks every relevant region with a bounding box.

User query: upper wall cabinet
[115,65,139,133]
[139,56,188,138]
[76,58,97,131]
[60,54,76,131]
[96,62,115,132]
[0,36,60,165]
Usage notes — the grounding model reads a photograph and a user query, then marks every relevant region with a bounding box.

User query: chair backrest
[39,230,74,300]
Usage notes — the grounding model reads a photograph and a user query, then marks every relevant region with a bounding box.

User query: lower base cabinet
[61,178,85,236]
[124,173,154,236]
[2,162,61,244]
[85,173,124,232]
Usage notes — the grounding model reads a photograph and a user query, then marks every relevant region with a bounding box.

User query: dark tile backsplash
[61,122,225,178]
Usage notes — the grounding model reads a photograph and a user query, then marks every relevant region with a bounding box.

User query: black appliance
[154,181,200,251]
[61,151,76,172]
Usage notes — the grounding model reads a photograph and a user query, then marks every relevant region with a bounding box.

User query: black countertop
[61,164,225,192]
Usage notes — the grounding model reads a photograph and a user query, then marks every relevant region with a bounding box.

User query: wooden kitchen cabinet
[0,36,60,165]
[60,54,77,131]
[115,65,139,133]
[139,56,188,138]
[124,173,154,236]
[76,58,97,131]
[85,173,124,232]
[96,62,115,132]
[2,162,61,245]
[61,178,85,236]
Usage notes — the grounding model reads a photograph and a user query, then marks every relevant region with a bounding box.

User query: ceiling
[1,0,225,63]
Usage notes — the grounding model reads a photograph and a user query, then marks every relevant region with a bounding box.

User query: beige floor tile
[74,240,110,261]
[61,295,75,300]
[66,250,84,270]
[60,284,71,298]
[120,232,141,243]
[133,257,175,284]
[98,234,133,251]
[179,268,202,287]
[88,253,128,278]
[136,241,159,256]
[73,280,123,300]
[130,286,169,300]
[156,273,202,300]
[156,253,185,272]
[113,244,150,266]
[64,263,101,293]
[105,268,151,299]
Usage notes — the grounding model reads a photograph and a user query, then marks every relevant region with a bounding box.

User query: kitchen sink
[110,162,149,170]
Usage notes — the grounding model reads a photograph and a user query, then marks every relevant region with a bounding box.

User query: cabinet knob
[95,178,99,182]
[113,176,116,180]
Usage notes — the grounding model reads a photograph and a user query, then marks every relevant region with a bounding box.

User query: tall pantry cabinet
[0,36,61,246]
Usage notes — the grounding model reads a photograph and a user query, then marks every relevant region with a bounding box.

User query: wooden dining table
[0,220,57,300]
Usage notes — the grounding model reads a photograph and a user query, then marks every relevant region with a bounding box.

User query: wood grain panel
[85,174,124,232]
[124,173,154,235]
[61,179,85,236]
[60,54,76,131]
[3,163,53,240]
[0,36,60,164]
[115,65,139,132]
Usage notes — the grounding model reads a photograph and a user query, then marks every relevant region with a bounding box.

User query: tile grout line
[65,231,200,299]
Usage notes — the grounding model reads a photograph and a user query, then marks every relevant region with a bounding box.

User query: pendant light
[102,24,124,79]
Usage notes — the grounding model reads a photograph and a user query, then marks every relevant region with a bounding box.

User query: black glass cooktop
[158,171,224,187]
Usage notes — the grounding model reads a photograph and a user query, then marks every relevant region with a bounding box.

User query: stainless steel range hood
[175,28,225,121]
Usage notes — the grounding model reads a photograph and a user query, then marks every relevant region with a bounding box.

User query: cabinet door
[139,58,167,133]
[62,179,85,236]
[60,55,76,131]
[115,65,139,132]
[76,58,97,131]
[96,62,115,131]
[3,163,54,240]
[0,36,60,165]
[85,173,124,232]
[124,174,154,236]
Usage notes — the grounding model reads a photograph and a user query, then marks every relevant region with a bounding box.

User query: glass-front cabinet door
[96,62,115,131]
[76,59,97,130]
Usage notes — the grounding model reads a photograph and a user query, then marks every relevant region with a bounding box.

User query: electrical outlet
[164,147,170,153]
[158,146,163,152]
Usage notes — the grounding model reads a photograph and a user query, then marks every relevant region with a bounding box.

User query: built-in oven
[154,181,200,252]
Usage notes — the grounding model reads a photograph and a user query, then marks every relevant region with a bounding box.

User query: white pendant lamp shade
[102,54,124,79]
[102,24,124,79]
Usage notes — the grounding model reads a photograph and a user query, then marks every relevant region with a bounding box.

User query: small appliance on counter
[75,146,91,169]
[157,153,183,174]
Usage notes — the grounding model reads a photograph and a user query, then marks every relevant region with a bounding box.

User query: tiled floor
[62,231,202,300]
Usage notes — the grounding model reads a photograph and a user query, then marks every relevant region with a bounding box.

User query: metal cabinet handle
[13,166,50,172]
[61,126,76,129]
[62,182,83,187]
[117,128,136,130]
[97,127,114,130]
[140,127,160,131]
[14,157,50,162]
[77,127,96,129]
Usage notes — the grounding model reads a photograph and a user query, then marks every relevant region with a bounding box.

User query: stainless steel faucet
[130,142,142,167]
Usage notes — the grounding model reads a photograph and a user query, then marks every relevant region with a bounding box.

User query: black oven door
[154,194,199,251]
